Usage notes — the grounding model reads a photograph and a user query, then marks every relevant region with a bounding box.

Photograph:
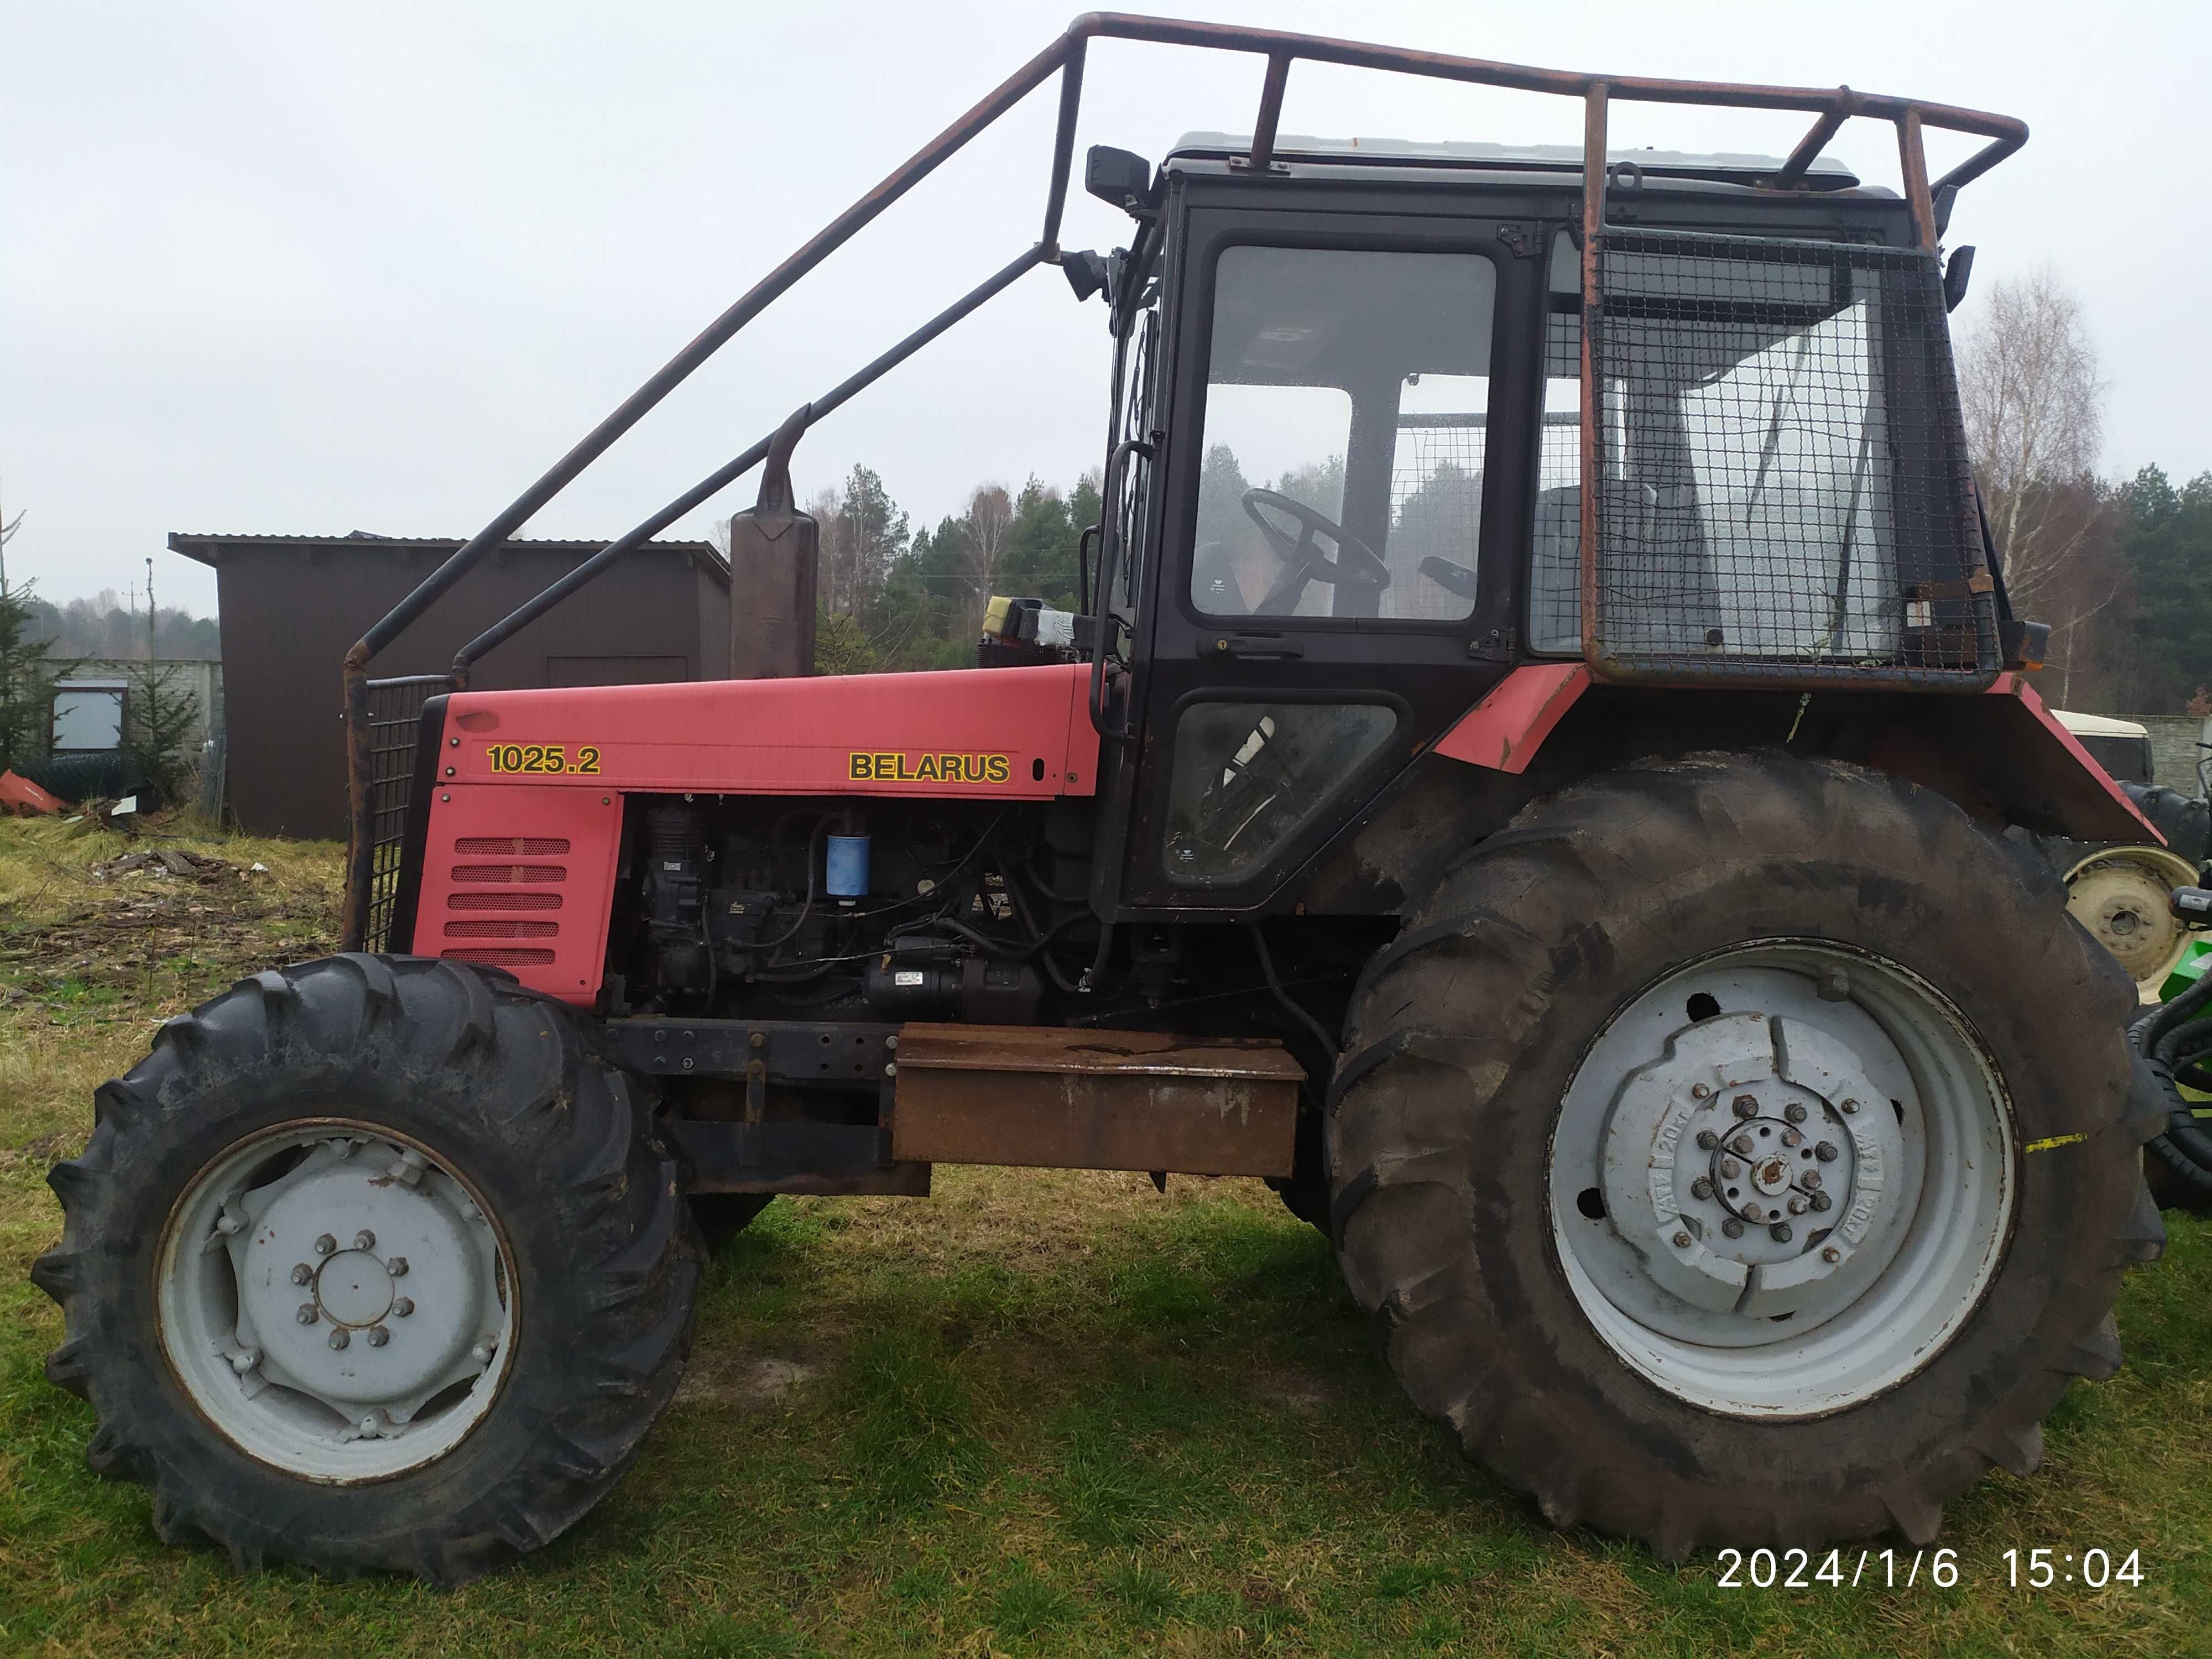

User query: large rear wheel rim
[154,1118,517,1483]
[1548,941,2014,1419]
[2063,845,2197,998]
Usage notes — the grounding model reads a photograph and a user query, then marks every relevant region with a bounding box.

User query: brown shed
[170,533,732,839]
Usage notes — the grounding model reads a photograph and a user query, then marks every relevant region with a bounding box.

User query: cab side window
[1191,246,1498,622]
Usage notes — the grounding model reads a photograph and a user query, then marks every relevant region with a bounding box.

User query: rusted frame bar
[1897,108,1937,253]
[1248,53,1291,169]
[1773,88,1853,187]
[1578,84,1608,671]
[447,243,1050,680]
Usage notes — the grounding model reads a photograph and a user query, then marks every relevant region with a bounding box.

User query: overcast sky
[6,0,2206,617]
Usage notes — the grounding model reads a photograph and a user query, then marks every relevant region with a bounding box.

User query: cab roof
[1169,131,1866,190]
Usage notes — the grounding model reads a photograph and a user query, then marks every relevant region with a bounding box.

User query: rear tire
[1329,752,2164,1556]
[33,955,699,1584]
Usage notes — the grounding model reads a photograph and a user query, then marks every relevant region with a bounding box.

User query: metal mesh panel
[360,675,451,953]
[1391,410,1583,627]
[1583,231,1995,685]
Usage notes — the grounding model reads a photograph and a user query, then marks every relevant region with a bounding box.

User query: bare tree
[1957,267,2105,603]
[1955,267,2121,704]
[958,483,1014,640]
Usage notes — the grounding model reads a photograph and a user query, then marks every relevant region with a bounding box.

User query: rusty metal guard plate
[1584,230,1997,688]
[891,1024,1302,1177]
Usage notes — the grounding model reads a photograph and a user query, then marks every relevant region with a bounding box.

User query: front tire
[1329,753,2164,1556]
[33,955,699,1584]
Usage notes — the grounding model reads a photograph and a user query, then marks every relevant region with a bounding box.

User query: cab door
[1111,201,1542,915]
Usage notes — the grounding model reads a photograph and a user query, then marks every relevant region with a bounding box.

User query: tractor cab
[1077,129,2028,914]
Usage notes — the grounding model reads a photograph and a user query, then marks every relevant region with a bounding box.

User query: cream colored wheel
[2064,845,2197,1000]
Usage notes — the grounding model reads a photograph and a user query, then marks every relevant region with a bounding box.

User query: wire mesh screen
[1390,414,1485,621]
[1389,410,1579,622]
[358,675,451,953]
[1579,230,1995,685]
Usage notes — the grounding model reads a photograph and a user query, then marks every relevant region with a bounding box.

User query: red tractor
[37,15,2168,1583]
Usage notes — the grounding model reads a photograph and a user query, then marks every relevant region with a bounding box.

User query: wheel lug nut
[1822,1246,1841,1263]
[1815,1141,1839,1161]
[1841,1099,1860,1114]
[366,1326,390,1347]
[470,1342,496,1366]
[393,1297,414,1317]
[231,1348,260,1374]
[1722,1218,1745,1238]
[352,1229,376,1251]
[296,1304,318,1324]
[1742,1203,1762,1222]
[290,1263,314,1286]
[313,1233,336,1256]
[1811,1192,1833,1212]
[1732,1095,1759,1118]
[1770,1222,1793,1243]
[1802,1170,1823,1190]
[1781,1128,1803,1147]
[1695,1130,1719,1151]
[1720,1157,1741,1178]
[1784,1103,1807,1124]
[358,1413,380,1437]
[1692,1083,1713,1100]
[385,1256,408,1277]
[1672,1230,1692,1249]
[328,1328,350,1350]
[1730,1134,1754,1155]
[1787,1194,1810,1215]
[1691,1177,1714,1200]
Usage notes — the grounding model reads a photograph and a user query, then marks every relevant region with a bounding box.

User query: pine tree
[121,557,202,803]
[0,499,66,773]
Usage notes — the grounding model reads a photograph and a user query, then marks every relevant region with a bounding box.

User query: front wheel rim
[155,1118,517,1483]
[1548,941,2014,1419]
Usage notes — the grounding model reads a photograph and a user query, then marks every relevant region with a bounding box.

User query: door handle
[1198,633,1303,660]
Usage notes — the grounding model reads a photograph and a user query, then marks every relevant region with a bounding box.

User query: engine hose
[2132,1008,2212,1201]
[2146,963,2212,1061]
[1248,924,1338,1058]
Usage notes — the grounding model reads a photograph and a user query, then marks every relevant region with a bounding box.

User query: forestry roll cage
[338,9,2027,948]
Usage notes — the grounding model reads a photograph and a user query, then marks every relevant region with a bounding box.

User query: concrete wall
[2139,714,2212,795]
[55,659,224,754]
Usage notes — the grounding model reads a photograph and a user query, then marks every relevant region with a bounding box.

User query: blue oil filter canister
[825,832,870,903]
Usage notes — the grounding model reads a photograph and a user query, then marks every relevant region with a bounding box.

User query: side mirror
[1943,246,1975,313]
[1932,181,1959,239]
[1086,145,1158,217]
[1062,249,1111,303]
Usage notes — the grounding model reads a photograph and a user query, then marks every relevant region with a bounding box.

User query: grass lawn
[1,816,2207,1656]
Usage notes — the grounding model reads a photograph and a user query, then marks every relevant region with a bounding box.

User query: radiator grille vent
[444,919,560,940]
[451,863,568,884]
[442,947,558,967]
[448,891,564,912]
[441,843,569,968]
[455,836,572,855]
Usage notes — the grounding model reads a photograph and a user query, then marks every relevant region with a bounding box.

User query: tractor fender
[1433,665,2163,848]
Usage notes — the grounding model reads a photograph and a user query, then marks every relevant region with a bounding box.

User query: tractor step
[890,1024,1303,1177]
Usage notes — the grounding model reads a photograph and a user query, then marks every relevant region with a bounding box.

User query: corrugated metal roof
[168,531,726,572]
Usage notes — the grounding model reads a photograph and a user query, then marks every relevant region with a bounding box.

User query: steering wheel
[1241,488,1390,615]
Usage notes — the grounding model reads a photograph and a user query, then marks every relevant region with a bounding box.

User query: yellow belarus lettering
[848,750,1012,784]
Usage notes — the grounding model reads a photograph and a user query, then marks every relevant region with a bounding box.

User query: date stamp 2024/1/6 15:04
[1714,1546,2148,1591]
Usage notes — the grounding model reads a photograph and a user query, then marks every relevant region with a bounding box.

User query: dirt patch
[1,852,335,1000]
[1250,1368,1333,1416]
[0,1127,70,1172]
[676,1352,825,1410]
